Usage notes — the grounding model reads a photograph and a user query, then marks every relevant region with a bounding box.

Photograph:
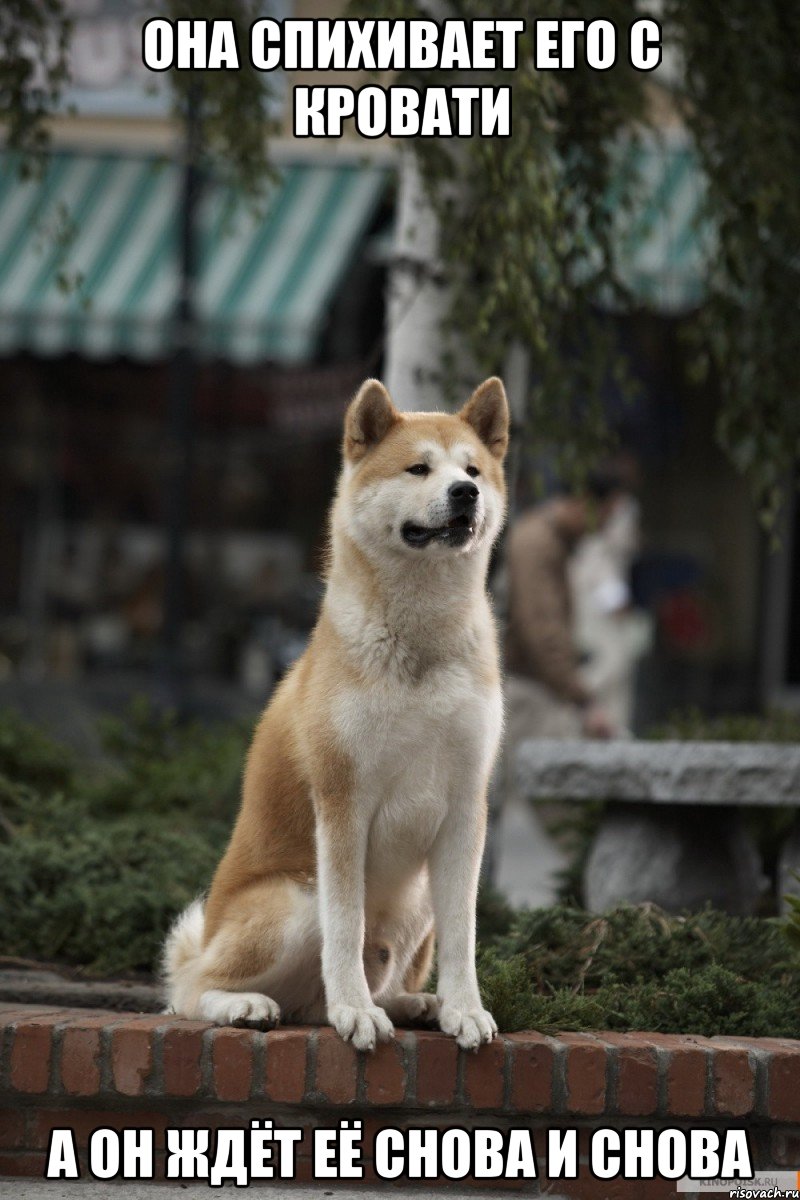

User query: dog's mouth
[401,513,477,548]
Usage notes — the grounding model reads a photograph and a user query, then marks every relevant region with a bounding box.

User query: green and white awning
[0,136,708,363]
[611,133,711,312]
[0,152,388,363]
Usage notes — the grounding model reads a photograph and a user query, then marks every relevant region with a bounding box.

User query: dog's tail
[161,898,206,1014]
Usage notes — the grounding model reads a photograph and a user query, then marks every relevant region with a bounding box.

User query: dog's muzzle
[401,482,480,548]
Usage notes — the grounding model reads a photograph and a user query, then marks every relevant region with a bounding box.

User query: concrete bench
[516,740,800,914]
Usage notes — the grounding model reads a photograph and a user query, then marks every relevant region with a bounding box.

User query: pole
[160,82,203,713]
[482,340,530,887]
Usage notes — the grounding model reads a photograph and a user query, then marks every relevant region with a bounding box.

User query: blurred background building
[0,0,796,729]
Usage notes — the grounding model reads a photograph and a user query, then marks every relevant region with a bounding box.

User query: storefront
[0,149,391,684]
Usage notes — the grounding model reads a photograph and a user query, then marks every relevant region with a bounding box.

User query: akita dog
[163,376,509,1051]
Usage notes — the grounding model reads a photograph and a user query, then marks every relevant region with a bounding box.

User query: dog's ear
[459,377,509,460]
[344,379,400,462]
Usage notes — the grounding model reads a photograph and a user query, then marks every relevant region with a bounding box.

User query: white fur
[199,990,280,1027]
[315,430,504,1049]
[161,897,204,992]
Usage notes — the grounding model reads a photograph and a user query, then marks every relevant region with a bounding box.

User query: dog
[163,376,509,1051]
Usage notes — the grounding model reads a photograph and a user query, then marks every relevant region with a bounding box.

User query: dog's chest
[332,660,501,876]
[335,659,495,776]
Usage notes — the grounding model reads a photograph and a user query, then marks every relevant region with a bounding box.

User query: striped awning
[611,133,711,313]
[0,152,389,364]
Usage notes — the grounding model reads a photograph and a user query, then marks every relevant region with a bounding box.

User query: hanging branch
[370,0,800,517]
[0,0,71,168]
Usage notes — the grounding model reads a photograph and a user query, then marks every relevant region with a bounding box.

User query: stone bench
[516,740,800,914]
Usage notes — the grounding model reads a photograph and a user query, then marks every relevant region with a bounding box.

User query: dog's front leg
[316,809,394,1052]
[428,795,497,1050]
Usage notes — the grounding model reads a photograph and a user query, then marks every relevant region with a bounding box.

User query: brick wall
[1,1004,799,1195]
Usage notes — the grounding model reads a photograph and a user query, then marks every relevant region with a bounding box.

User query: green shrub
[0,708,74,791]
[90,697,248,819]
[475,901,800,1037]
[0,701,246,974]
[494,903,794,989]
[785,873,800,953]
[2,705,800,1038]
[479,958,799,1039]
[0,812,226,974]
[648,707,800,743]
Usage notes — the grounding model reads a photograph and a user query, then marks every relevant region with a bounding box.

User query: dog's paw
[329,1003,394,1051]
[384,992,440,1025]
[199,989,281,1029]
[438,1002,497,1050]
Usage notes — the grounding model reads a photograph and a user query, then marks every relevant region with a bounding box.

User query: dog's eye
[406,463,430,476]
[466,465,480,478]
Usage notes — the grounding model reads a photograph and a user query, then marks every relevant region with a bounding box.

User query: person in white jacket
[570,492,652,734]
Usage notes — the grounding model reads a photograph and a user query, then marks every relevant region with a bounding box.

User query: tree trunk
[383,151,453,412]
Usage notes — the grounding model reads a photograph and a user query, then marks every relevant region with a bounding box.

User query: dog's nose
[448,480,479,508]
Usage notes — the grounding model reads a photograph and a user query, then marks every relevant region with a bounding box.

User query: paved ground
[493,796,567,909]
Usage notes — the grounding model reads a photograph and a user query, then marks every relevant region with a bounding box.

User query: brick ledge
[2,1002,799,1119]
[2,1003,800,1193]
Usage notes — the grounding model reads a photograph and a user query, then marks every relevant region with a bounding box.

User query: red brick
[263,1029,308,1103]
[363,1035,407,1105]
[745,1037,800,1055]
[508,1033,555,1113]
[463,1036,506,1110]
[359,1112,405,1147]
[152,1151,167,1183]
[60,1026,104,1097]
[29,1108,169,1151]
[6,1003,112,1022]
[211,1028,254,1102]
[290,1156,317,1185]
[627,1034,709,1118]
[770,1128,800,1167]
[667,1050,707,1117]
[552,1173,677,1200]
[769,1047,800,1122]
[111,1022,161,1096]
[562,1033,607,1115]
[292,1123,315,1159]
[62,1008,121,1021]
[57,1013,123,1099]
[453,1174,525,1193]
[712,1035,771,1051]
[0,1152,47,1177]
[0,1107,27,1149]
[109,1014,172,1035]
[162,1022,208,1098]
[169,1111,248,1133]
[0,1005,64,1024]
[712,1047,755,1116]
[314,1029,358,1104]
[367,1156,527,1192]
[601,1034,658,1116]
[415,1032,458,1106]
[10,1017,61,1093]
[747,1125,773,1171]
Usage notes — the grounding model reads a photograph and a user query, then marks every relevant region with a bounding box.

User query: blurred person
[504,469,627,743]
[489,469,628,908]
[570,490,653,732]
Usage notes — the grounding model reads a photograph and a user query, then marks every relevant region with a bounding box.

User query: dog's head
[336,377,509,562]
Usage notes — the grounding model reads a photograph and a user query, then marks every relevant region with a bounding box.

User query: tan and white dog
[163,376,509,1051]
